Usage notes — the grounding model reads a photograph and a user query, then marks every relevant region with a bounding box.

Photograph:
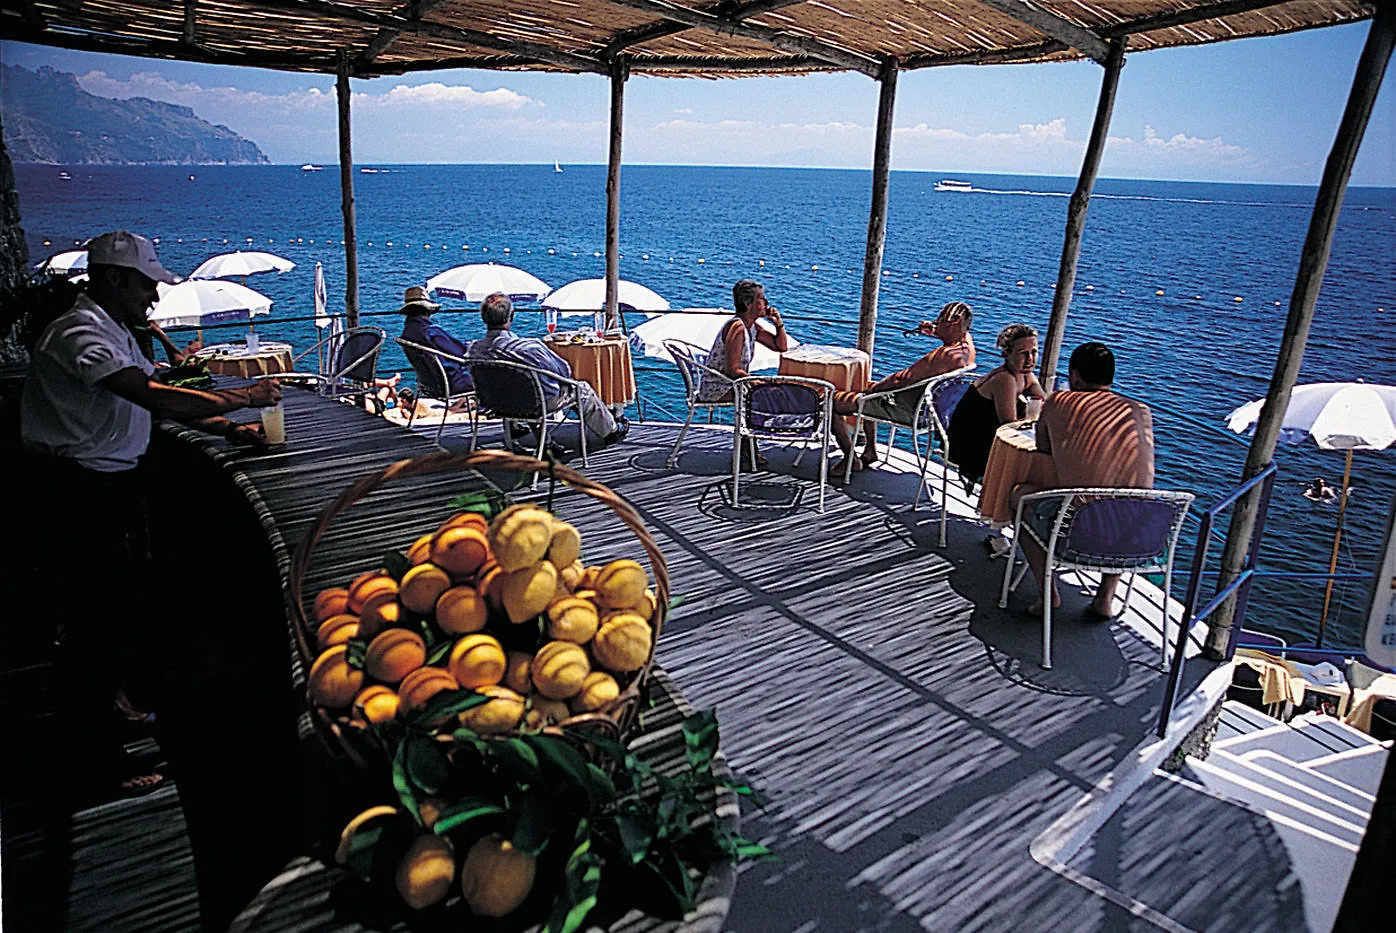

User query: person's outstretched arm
[99,368,281,422]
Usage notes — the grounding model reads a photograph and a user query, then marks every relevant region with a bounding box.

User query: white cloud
[673,107,693,114]
[355,83,533,109]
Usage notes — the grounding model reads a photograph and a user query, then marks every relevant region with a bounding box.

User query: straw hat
[399,285,440,313]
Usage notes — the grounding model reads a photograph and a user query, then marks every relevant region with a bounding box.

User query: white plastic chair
[663,339,737,469]
[465,357,588,487]
[394,337,476,446]
[732,375,835,513]
[999,487,1194,669]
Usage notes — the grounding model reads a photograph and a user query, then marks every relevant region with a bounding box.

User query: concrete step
[1302,744,1390,797]
[1213,715,1365,761]
[1186,754,1367,848]
[1217,699,1283,742]
[1205,749,1373,826]
[1290,711,1387,751]
[1231,749,1377,813]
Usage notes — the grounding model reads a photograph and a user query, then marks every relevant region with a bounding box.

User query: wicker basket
[288,448,669,766]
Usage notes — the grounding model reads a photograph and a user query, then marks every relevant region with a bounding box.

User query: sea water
[13,164,1396,647]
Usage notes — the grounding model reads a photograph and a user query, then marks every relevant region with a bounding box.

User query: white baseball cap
[84,230,180,285]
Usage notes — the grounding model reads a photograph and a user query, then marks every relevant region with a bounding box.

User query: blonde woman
[946,322,1046,490]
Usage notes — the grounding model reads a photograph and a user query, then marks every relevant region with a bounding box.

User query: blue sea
[13,163,1396,649]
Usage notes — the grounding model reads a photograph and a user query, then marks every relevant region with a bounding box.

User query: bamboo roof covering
[2,1,1377,78]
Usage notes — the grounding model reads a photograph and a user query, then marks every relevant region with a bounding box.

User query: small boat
[934,179,973,192]
[360,167,379,174]
[58,171,71,180]
[300,164,323,172]
[554,160,563,173]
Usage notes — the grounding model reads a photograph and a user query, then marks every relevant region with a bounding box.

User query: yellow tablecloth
[545,335,637,406]
[977,421,1058,525]
[1234,649,1307,708]
[197,341,294,378]
[779,344,869,426]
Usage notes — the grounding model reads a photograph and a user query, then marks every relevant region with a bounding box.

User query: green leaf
[545,819,602,933]
[648,845,697,913]
[425,639,453,666]
[510,793,554,856]
[522,735,616,807]
[432,797,506,835]
[447,490,509,519]
[406,735,450,794]
[615,809,656,865]
[489,738,543,785]
[666,594,688,612]
[391,742,420,826]
[682,709,720,772]
[584,763,617,802]
[344,637,368,670]
[382,550,410,582]
[730,837,778,861]
[404,688,487,728]
[341,824,383,880]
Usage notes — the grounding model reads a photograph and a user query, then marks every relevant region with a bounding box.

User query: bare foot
[1025,594,1062,618]
[859,448,879,470]
[118,773,166,798]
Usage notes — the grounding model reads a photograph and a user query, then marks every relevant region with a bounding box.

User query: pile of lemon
[307,503,658,915]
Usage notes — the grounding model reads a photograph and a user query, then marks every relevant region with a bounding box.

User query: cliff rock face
[1,64,269,165]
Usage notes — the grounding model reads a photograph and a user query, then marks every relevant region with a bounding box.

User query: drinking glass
[246,330,260,353]
[546,308,558,335]
[260,401,286,444]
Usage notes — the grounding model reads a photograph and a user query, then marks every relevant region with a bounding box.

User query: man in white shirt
[21,230,282,801]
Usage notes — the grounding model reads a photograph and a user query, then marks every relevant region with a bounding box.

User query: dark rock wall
[1,110,31,364]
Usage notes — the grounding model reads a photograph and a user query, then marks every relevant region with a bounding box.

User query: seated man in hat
[397,285,474,407]
[467,292,628,447]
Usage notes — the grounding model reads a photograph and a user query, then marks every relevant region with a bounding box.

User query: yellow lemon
[364,628,427,685]
[396,833,456,909]
[531,641,589,700]
[577,566,602,591]
[558,559,584,593]
[572,671,620,713]
[399,563,452,614]
[448,633,506,689]
[489,505,554,572]
[316,613,359,651]
[547,597,599,644]
[503,651,534,694]
[546,521,582,569]
[524,697,571,729]
[501,561,558,624]
[595,559,648,609]
[457,685,526,735]
[308,644,364,709]
[460,835,536,917]
[593,613,652,673]
[436,585,488,635]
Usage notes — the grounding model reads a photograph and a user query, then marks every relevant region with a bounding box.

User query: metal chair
[285,325,387,408]
[464,357,588,487]
[998,487,1194,669]
[663,339,737,469]
[394,337,476,446]
[732,375,834,513]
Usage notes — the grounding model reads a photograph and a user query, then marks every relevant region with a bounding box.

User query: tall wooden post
[1205,4,1395,658]
[604,58,628,332]
[1038,37,1126,389]
[336,53,360,328]
[857,58,898,359]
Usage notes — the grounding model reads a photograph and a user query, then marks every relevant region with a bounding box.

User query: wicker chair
[465,357,588,487]
[663,339,737,469]
[999,487,1194,669]
[732,375,835,513]
[394,337,476,446]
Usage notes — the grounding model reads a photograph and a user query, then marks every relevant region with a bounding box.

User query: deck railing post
[857,57,898,359]
[336,52,360,328]
[1206,5,1395,659]
[605,57,628,332]
[1038,37,1125,389]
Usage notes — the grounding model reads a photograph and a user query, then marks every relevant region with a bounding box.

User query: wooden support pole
[605,58,628,331]
[1038,37,1125,390]
[857,58,898,359]
[1205,4,1395,658]
[336,53,360,328]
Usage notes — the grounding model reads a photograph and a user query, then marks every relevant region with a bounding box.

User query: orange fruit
[308,644,364,709]
[440,512,489,535]
[437,586,488,635]
[316,613,359,651]
[460,835,535,917]
[406,534,434,566]
[448,633,506,689]
[352,685,400,724]
[503,650,534,694]
[313,586,351,623]
[357,591,401,639]
[430,526,490,578]
[399,563,452,614]
[396,833,456,909]
[347,571,398,614]
[476,560,505,608]
[364,628,427,684]
[397,667,459,723]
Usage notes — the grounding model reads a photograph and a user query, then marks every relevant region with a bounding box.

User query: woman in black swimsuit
[947,323,1047,490]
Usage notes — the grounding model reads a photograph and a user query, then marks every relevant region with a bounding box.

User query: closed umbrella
[150,280,273,328]
[1227,381,1396,642]
[37,250,88,276]
[426,263,550,304]
[313,261,331,374]
[190,250,295,280]
[543,278,670,317]
[628,310,796,372]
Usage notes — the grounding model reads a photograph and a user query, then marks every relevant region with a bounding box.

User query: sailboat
[554,160,563,173]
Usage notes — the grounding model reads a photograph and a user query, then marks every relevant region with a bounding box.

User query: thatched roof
[4,1,1376,78]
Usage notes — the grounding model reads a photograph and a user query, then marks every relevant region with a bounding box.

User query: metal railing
[1156,464,1278,738]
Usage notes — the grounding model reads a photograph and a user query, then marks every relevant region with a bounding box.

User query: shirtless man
[1010,341,1155,618]
[832,300,975,473]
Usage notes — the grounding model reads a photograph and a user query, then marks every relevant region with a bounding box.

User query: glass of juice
[260,401,286,444]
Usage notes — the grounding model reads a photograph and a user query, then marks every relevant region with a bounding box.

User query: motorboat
[934,179,973,192]
[300,164,323,172]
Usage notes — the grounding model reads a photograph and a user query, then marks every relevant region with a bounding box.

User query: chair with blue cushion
[394,337,475,446]
[998,487,1194,669]
[663,339,737,469]
[465,357,587,486]
[732,375,834,513]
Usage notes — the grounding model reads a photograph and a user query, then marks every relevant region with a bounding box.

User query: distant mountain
[1,64,269,165]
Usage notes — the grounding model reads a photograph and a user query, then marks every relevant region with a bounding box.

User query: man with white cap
[20,230,282,801]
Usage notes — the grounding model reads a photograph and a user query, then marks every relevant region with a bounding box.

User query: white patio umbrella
[542,278,670,317]
[190,250,295,280]
[37,250,88,276]
[150,279,273,328]
[426,263,551,303]
[1227,381,1396,642]
[628,310,797,372]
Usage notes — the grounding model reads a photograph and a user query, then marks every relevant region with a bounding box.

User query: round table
[977,420,1058,525]
[196,341,295,378]
[779,344,870,425]
[544,334,637,407]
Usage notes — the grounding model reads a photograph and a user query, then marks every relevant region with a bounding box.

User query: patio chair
[465,357,587,487]
[284,326,387,409]
[998,487,1194,669]
[395,337,476,446]
[663,339,736,469]
[732,375,835,513]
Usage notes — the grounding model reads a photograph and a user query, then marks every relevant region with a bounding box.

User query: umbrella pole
[1317,447,1355,646]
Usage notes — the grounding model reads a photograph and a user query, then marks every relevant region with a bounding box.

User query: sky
[3,20,1393,186]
